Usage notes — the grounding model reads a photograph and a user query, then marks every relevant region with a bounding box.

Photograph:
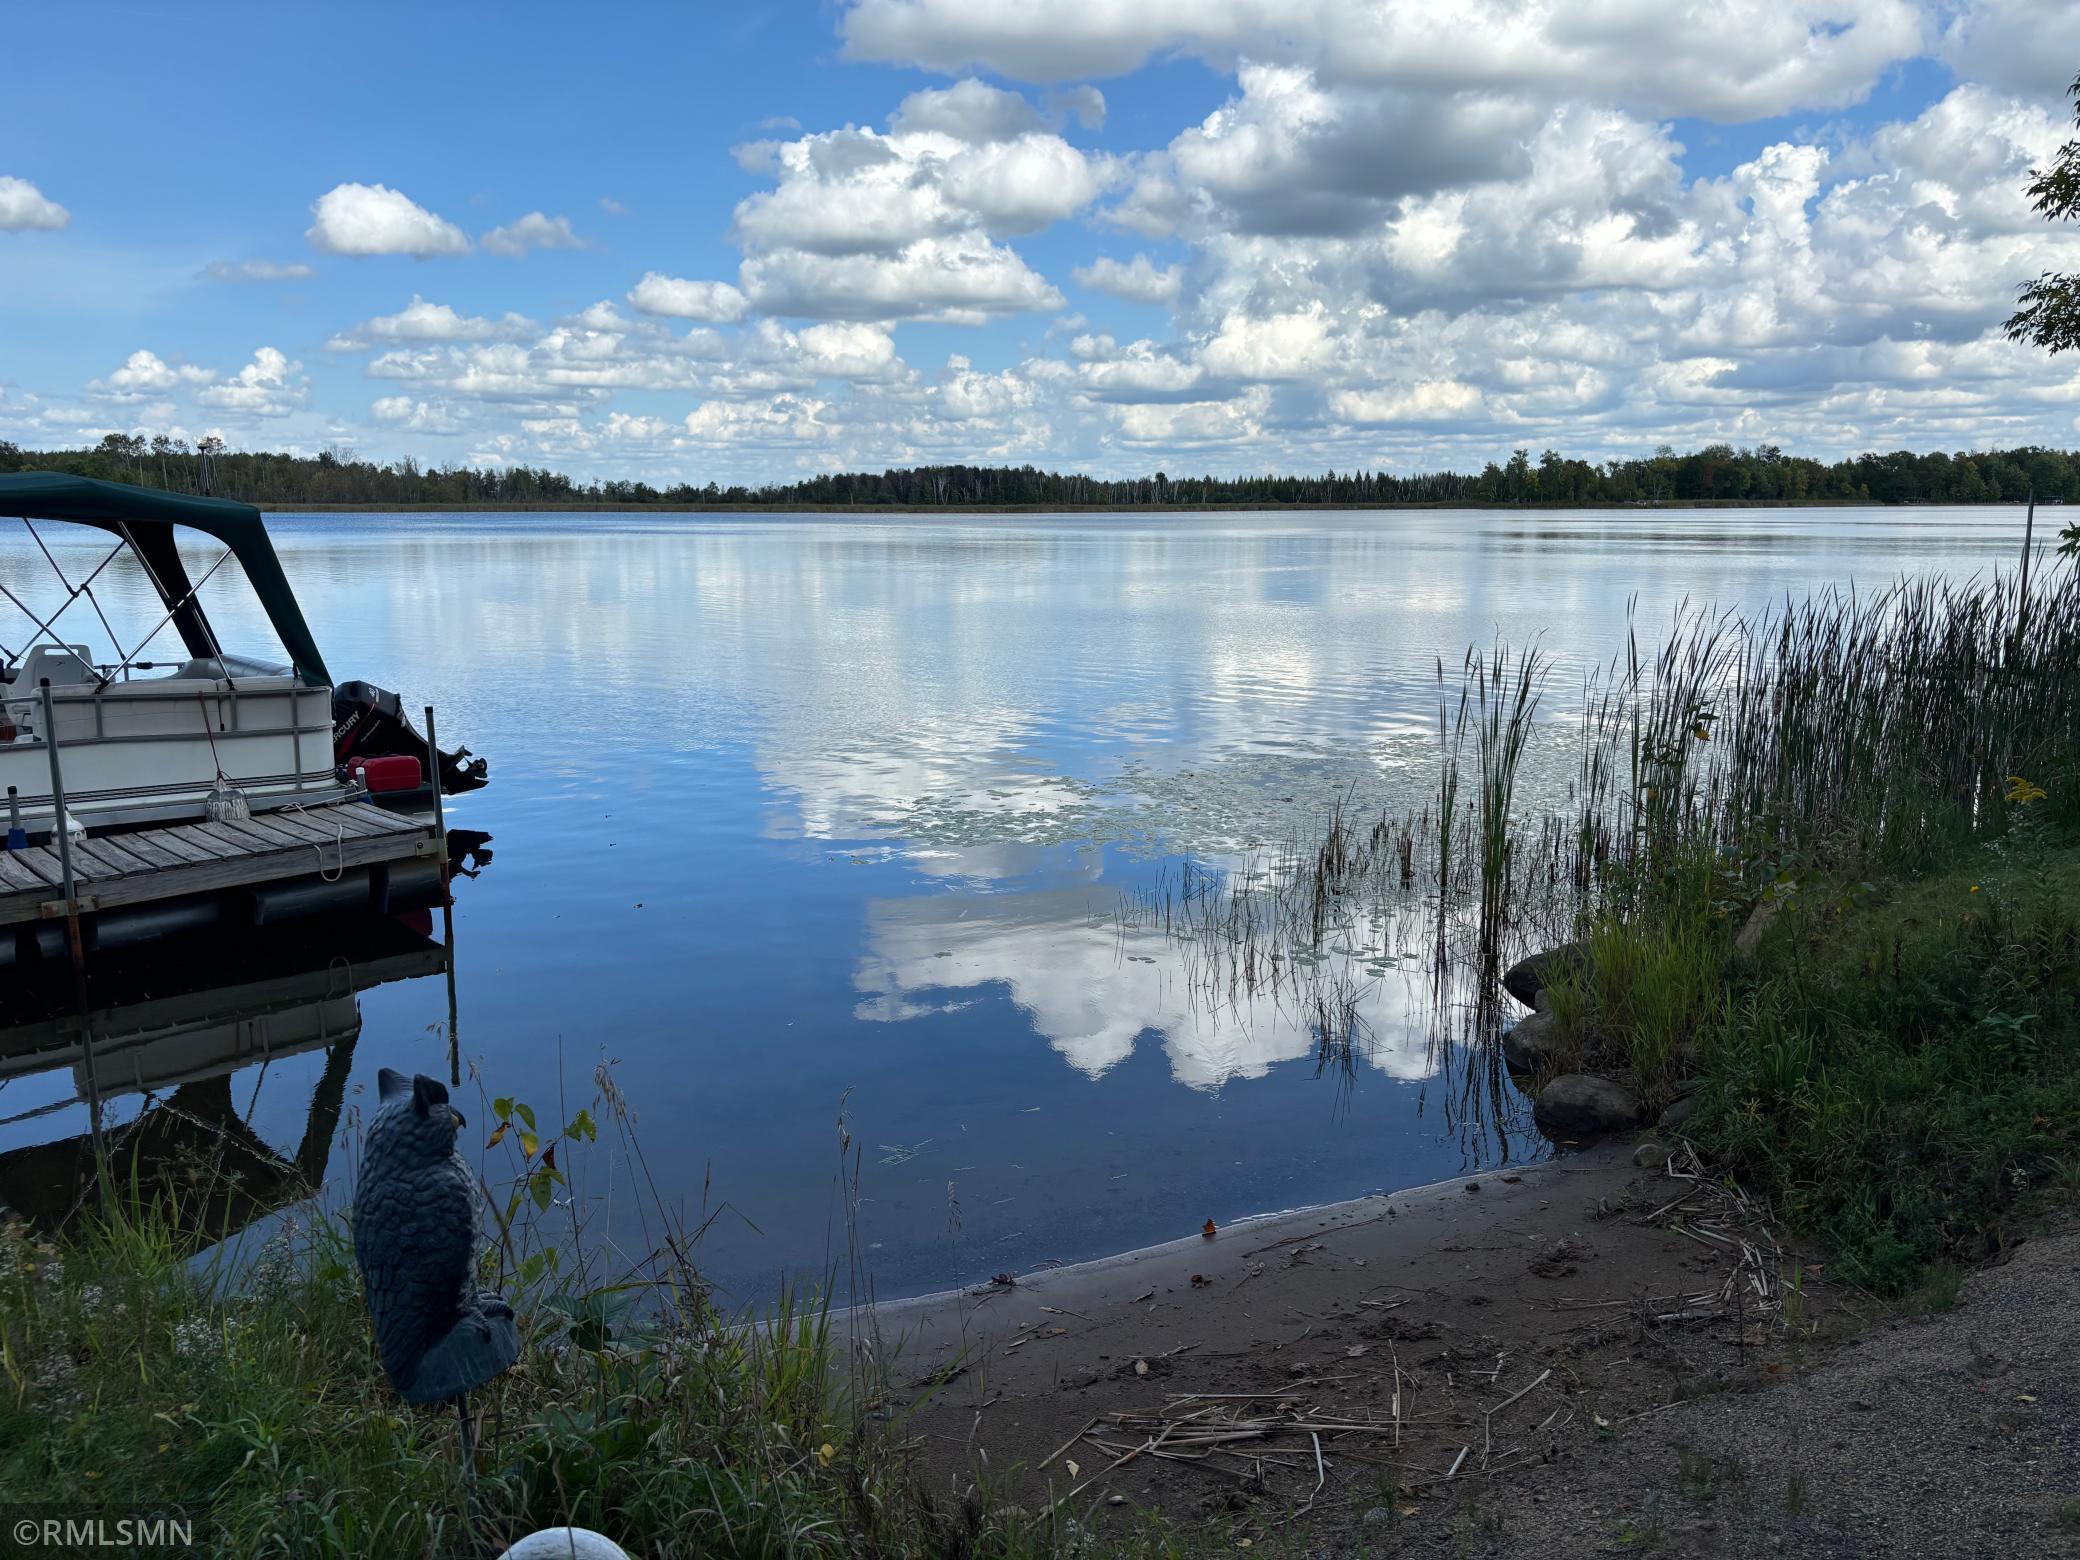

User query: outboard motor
[333,680,490,797]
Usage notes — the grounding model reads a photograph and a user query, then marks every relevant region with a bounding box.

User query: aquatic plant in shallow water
[1119,566,2080,1107]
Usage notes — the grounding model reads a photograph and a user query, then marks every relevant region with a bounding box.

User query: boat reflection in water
[0,829,488,1243]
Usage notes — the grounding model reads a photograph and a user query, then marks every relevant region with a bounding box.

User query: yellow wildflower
[2005,776,2047,805]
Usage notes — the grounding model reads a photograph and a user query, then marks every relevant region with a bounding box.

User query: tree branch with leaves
[2006,71,2080,558]
[2006,71,2080,357]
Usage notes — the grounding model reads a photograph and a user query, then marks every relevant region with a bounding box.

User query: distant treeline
[5,434,2078,510]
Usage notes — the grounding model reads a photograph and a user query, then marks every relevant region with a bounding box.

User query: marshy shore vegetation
[1138,565,2080,1296]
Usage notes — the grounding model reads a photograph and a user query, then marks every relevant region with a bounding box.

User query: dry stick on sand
[1038,1416,1097,1471]
[1480,1366,1552,1469]
[1389,1339,1406,1450]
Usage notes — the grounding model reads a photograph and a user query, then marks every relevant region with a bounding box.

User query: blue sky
[3,0,2078,482]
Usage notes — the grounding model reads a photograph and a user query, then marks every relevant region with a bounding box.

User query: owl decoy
[352,1069,520,1413]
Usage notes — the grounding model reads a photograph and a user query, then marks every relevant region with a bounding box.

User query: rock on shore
[1502,941,1589,1008]
[1501,1008,1571,1075]
[1531,1073,1644,1134]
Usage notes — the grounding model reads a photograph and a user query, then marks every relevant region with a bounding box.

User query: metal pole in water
[444,899,460,1087]
[424,705,448,848]
[38,678,104,1164]
[423,705,452,920]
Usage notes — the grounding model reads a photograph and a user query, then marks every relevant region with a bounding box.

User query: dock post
[425,703,460,1083]
[420,711,461,1089]
[39,681,79,910]
[38,679,105,1166]
[424,704,449,895]
[444,900,460,1087]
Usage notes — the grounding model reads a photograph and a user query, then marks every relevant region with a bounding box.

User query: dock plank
[222,815,305,850]
[312,806,412,840]
[191,820,281,855]
[0,853,46,894]
[113,834,187,871]
[82,837,158,876]
[252,812,339,846]
[8,848,64,887]
[156,824,245,861]
[145,831,216,866]
[62,841,123,881]
[84,830,432,916]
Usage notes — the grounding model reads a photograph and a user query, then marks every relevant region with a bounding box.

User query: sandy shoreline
[855,1144,1627,1362]
[850,1140,2078,1556]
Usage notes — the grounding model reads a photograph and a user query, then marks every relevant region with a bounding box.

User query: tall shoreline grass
[1117,561,2080,1290]
[1122,568,2080,1030]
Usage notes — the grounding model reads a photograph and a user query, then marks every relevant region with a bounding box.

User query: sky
[2,0,2079,484]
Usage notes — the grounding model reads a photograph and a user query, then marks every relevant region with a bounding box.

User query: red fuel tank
[350,754,424,793]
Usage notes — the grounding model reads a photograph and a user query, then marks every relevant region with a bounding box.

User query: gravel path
[1451,1223,2080,1558]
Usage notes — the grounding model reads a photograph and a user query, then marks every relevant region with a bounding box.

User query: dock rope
[276,798,348,883]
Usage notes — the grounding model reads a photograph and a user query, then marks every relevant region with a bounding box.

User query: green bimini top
[0,472,331,688]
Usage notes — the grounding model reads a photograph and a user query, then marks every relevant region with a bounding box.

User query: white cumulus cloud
[1073,253,1184,303]
[482,211,587,257]
[306,183,469,257]
[841,0,1927,121]
[326,295,537,350]
[1937,0,2080,99]
[726,112,1106,320]
[371,396,469,433]
[87,350,216,401]
[627,272,751,322]
[890,79,1047,142]
[0,176,69,232]
[195,348,308,417]
[741,232,1064,322]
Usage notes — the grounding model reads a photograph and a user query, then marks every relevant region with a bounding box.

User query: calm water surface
[0,507,2034,1298]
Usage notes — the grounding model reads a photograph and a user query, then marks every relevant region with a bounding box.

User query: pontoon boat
[0,473,486,837]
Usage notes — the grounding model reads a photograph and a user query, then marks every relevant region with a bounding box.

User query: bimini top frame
[0,472,331,689]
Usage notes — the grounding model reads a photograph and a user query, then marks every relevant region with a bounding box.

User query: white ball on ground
[496,1529,632,1560]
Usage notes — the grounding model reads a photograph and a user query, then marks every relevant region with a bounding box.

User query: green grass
[1665,826,2080,1294]
[0,1112,1181,1559]
[0,1201,881,1555]
[1542,882,1728,1104]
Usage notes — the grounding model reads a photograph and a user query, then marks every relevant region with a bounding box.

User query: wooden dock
[0,804,439,928]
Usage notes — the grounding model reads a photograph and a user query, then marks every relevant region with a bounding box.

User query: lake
[0,506,2037,1300]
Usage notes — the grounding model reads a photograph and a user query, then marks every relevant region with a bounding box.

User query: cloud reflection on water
[852,880,1441,1091]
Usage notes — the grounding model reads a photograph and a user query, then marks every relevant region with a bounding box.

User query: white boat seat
[14,644,97,692]
[170,653,296,682]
